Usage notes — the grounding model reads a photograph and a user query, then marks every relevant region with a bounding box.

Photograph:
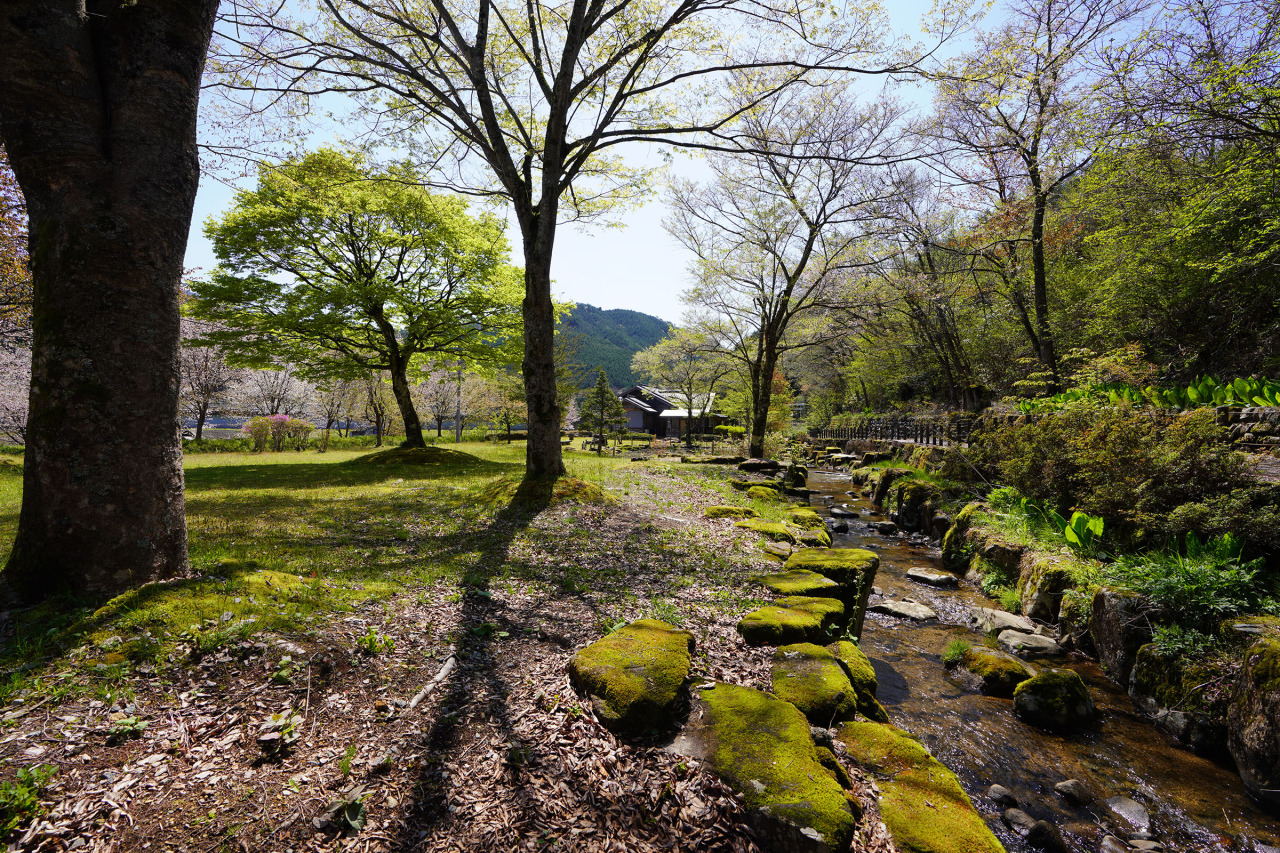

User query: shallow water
[804,471,1280,853]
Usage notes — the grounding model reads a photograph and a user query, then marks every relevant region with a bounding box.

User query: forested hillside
[560,303,671,387]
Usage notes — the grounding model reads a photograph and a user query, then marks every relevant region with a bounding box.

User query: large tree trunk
[521,244,566,483]
[388,362,425,448]
[1029,193,1059,386]
[0,0,217,602]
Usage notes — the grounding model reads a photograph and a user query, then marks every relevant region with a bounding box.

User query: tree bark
[520,242,566,481]
[387,361,426,448]
[1029,193,1059,385]
[0,0,217,602]
[195,402,208,441]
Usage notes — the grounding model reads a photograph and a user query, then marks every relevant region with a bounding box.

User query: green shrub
[184,437,255,453]
[0,765,55,838]
[942,638,970,666]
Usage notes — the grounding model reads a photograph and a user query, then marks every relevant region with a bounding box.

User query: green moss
[1130,644,1229,717]
[960,647,1035,697]
[827,640,887,722]
[1012,669,1096,732]
[786,508,825,530]
[568,619,695,733]
[747,485,780,502]
[784,548,879,585]
[736,597,845,646]
[771,643,859,724]
[730,479,781,491]
[756,569,842,598]
[734,518,798,543]
[354,446,482,465]
[836,722,1005,853]
[941,502,981,571]
[703,505,759,519]
[796,529,832,548]
[697,684,857,850]
[815,745,853,788]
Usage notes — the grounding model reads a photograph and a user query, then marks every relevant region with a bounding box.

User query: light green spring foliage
[192,148,524,380]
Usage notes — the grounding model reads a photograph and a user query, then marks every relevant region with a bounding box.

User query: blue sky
[185,0,941,326]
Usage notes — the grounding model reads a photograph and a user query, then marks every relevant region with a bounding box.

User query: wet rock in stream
[868,599,938,621]
[997,629,1065,658]
[969,607,1035,635]
[1013,669,1098,732]
[1053,778,1094,806]
[906,567,959,588]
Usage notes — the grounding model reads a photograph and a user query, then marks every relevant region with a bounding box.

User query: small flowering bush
[242,415,313,452]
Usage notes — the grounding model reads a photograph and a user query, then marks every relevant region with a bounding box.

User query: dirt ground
[0,463,894,853]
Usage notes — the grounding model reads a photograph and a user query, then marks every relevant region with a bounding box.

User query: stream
[802,470,1280,853]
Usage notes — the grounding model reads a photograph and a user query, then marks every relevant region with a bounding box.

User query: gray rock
[868,600,937,621]
[739,458,783,472]
[1013,669,1098,732]
[830,506,860,519]
[1128,842,1164,852]
[998,629,1065,658]
[1026,820,1070,853]
[906,567,959,588]
[873,521,899,535]
[1103,796,1150,835]
[826,519,849,534]
[1100,836,1132,853]
[1054,778,1093,806]
[1002,808,1037,836]
[987,784,1017,807]
[1228,635,1280,810]
[1091,589,1154,682]
[969,607,1035,635]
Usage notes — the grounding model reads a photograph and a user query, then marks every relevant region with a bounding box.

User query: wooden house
[616,386,726,438]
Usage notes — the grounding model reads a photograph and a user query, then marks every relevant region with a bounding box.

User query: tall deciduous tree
[926,0,1147,383]
[0,0,218,601]
[194,149,523,449]
[213,0,904,487]
[669,84,901,457]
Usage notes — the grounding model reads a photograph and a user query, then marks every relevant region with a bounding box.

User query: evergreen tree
[579,369,626,455]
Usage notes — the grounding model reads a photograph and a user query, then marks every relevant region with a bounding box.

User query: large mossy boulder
[731,478,782,491]
[1012,669,1097,732]
[787,508,826,530]
[735,518,798,543]
[1228,636,1280,809]
[958,647,1036,698]
[771,643,860,725]
[737,597,845,646]
[1130,643,1229,755]
[672,683,859,853]
[871,468,915,506]
[835,722,1006,853]
[704,505,759,520]
[797,529,833,549]
[785,548,878,638]
[828,640,889,723]
[568,620,694,734]
[748,485,782,502]
[1090,588,1154,682]
[758,569,844,598]
[1016,553,1075,624]
[893,480,943,534]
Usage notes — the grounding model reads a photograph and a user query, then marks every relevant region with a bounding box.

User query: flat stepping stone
[737,596,844,646]
[969,607,1034,635]
[868,600,937,621]
[826,519,849,534]
[568,620,694,734]
[670,683,858,852]
[757,569,843,598]
[836,722,1005,853]
[762,541,793,559]
[957,647,1036,697]
[738,458,783,472]
[906,567,959,588]
[796,529,832,548]
[730,478,781,491]
[681,455,744,465]
[787,508,825,530]
[771,643,861,725]
[703,505,758,519]
[784,547,879,585]
[829,506,860,518]
[734,518,796,543]
[997,629,1065,658]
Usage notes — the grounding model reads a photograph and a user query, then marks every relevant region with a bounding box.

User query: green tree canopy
[192,148,523,447]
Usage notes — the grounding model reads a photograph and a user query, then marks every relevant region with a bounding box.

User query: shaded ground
[0,448,891,852]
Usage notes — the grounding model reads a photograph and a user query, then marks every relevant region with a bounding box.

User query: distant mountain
[560,303,672,388]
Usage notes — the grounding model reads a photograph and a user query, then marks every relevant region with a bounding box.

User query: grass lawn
[0,444,891,852]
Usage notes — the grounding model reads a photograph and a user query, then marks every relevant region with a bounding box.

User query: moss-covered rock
[1016,553,1075,624]
[1090,588,1154,682]
[1228,637,1280,809]
[757,569,843,598]
[730,478,781,491]
[703,505,759,519]
[567,620,694,734]
[815,745,853,788]
[747,485,781,502]
[734,518,798,543]
[681,455,746,465]
[941,502,981,571]
[836,722,1006,853]
[672,683,858,852]
[828,640,888,723]
[796,528,833,548]
[737,597,845,646]
[871,468,914,506]
[1129,644,1229,755]
[894,480,943,534]
[787,508,826,530]
[1012,669,1097,732]
[785,548,879,639]
[771,643,860,725]
[959,647,1036,698]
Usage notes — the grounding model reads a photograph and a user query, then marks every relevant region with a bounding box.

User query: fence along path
[811,414,979,446]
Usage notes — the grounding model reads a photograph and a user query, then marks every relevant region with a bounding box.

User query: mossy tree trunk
[0,0,218,601]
